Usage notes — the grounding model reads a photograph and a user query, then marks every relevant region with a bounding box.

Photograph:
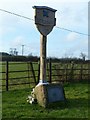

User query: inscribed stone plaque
[47,86,65,103]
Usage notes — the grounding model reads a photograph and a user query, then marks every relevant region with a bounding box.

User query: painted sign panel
[33,6,57,36]
[35,17,56,26]
[35,9,55,26]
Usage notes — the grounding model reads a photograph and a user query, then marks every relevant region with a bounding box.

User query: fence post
[6,61,9,91]
[69,62,74,82]
[88,62,90,82]
[30,62,37,85]
[49,58,52,83]
[27,62,31,87]
[37,61,40,84]
[65,64,68,82]
[71,62,74,82]
[80,63,83,82]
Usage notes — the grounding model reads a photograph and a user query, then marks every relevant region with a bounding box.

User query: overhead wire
[0,8,89,36]
[56,26,89,36]
[0,8,34,21]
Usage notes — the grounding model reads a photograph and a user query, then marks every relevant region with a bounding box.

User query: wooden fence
[0,59,90,91]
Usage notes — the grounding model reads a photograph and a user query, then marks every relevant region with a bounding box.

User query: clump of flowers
[27,88,37,104]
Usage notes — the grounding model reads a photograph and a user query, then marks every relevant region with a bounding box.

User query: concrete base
[34,83,66,108]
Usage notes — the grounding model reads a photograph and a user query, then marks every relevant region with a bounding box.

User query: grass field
[2,83,89,119]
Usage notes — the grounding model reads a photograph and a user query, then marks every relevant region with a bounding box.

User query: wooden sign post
[33,6,66,107]
[40,35,47,82]
[33,6,57,84]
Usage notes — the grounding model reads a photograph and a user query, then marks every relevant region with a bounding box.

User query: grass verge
[2,83,89,119]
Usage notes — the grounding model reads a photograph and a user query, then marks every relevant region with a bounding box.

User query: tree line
[0,52,89,63]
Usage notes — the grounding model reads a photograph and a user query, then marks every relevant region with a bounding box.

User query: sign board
[33,6,57,36]
[47,85,65,103]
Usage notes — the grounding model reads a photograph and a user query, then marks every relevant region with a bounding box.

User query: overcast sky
[0,0,89,58]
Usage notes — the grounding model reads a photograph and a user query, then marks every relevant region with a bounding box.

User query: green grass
[2,83,89,119]
[1,61,89,118]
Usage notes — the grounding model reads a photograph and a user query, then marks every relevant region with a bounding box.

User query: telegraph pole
[22,45,24,56]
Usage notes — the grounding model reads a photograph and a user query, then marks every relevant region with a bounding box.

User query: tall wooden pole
[40,35,47,82]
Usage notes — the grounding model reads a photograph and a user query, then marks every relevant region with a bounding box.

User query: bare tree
[80,52,86,61]
[9,48,18,56]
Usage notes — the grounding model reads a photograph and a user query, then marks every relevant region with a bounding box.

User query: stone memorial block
[34,83,66,108]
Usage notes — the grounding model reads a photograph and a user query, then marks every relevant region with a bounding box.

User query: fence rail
[0,60,90,91]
